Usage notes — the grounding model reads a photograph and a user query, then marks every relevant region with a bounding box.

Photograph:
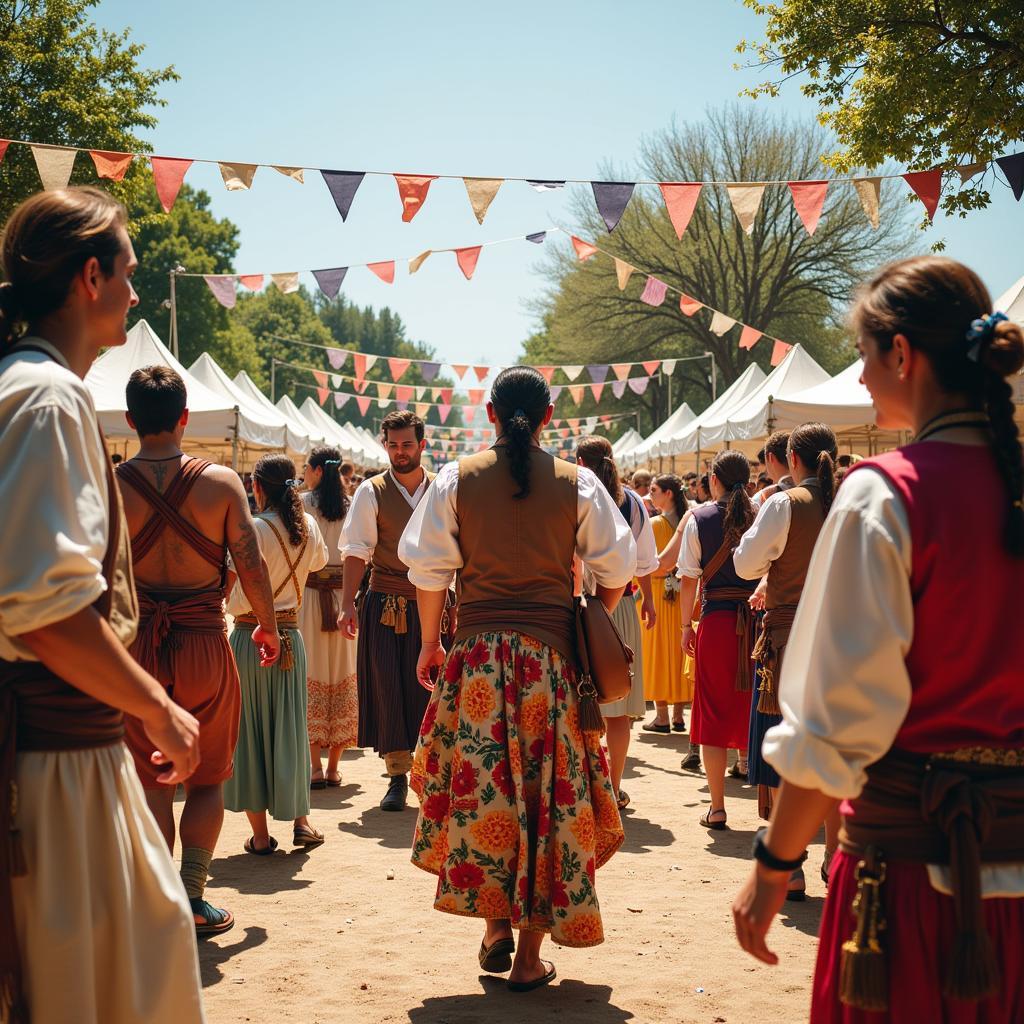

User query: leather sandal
[478,937,515,973]
[244,836,278,856]
[293,824,325,848]
[700,808,728,830]
[507,960,557,992]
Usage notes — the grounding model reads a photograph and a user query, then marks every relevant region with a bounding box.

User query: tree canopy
[738,1,1024,214]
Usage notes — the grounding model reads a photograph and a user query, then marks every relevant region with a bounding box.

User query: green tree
[526,108,920,433]
[0,0,176,222]
[738,1,1024,214]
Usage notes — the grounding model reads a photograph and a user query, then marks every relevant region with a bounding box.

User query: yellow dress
[641,514,695,703]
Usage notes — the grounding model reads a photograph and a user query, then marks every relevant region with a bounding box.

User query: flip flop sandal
[671,722,687,732]
[326,772,343,787]
[190,898,234,938]
[244,836,278,856]
[478,937,515,973]
[641,721,671,734]
[786,866,807,902]
[700,809,728,830]
[507,960,557,993]
[310,773,327,790]
[293,824,325,848]
[617,789,631,810]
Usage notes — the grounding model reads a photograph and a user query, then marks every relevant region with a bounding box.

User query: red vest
[851,442,1024,752]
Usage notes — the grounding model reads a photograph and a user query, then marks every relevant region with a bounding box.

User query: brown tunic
[368,470,436,598]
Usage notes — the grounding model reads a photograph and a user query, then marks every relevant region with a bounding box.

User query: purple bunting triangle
[204,275,237,308]
[327,347,346,370]
[313,266,348,299]
[627,377,649,395]
[587,364,610,384]
[321,170,365,221]
[525,231,547,244]
[591,181,635,232]
[550,385,563,403]
[333,393,351,411]
[996,153,1024,201]
[611,380,627,400]
[396,401,409,411]
[420,361,441,382]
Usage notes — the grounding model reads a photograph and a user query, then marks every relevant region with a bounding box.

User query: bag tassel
[944,930,1000,1002]
[278,631,295,672]
[757,669,781,716]
[380,596,396,628]
[576,676,606,736]
[393,596,408,636]
[839,850,888,1012]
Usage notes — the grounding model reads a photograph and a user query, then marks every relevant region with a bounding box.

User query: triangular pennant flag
[525,231,547,244]
[330,374,342,389]
[903,169,943,221]
[614,259,634,290]
[463,177,503,224]
[327,347,347,370]
[589,382,605,403]
[204,276,237,308]
[679,294,703,316]
[273,165,304,183]
[600,415,612,425]
[415,402,430,418]
[612,380,627,399]
[585,416,599,430]
[421,362,440,382]
[559,428,571,439]
[439,388,453,404]
[535,366,556,384]
[661,359,677,375]
[726,183,766,235]
[151,157,192,212]
[354,378,370,395]
[710,311,738,336]
[451,364,469,379]
[473,366,489,383]
[334,393,351,411]
[852,177,882,230]
[89,150,133,181]
[377,397,393,409]
[640,276,668,306]
[568,385,585,405]
[394,174,437,222]
[957,161,987,184]
[353,353,378,379]
[627,377,649,395]
[738,325,762,350]
[396,386,414,403]
[377,382,394,400]
[438,404,452,424]
[409,250,432,274]
[658,183,702,239]
[788,180,829,236]
[388,358,411,382]
[238,274,264,291]
[528,180,564,192]
[31,145,77,190]
[368,261,395,284]
[591,181,635,232]
[468,389,485,405]
[271,272,299,294]
[587,364,610,384]
[219,162,258,191]
[550,385,563,402]
[563,365,584,382]
[321,170,365,221]
[770,340,793,366]
[314,267,348,299]
[996,153,1024,201]
[0,140,10,164]
[356,395,372,416]
[314,370,330,390]
[642,360,660,375]
[611,363,632,381]
[570,236,598,261]
[316,387,330,406]
[456,246,482,281]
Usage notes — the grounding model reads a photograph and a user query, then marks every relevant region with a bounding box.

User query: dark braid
[982,350,1024,555]
[788,422,839,515]
[254,453,307,547]
[712,450,754,546]
[491,366,550,499]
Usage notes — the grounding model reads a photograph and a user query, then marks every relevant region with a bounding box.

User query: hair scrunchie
[966,311,1008,362]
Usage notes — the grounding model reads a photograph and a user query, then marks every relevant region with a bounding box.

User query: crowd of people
[2,185,1023,1023]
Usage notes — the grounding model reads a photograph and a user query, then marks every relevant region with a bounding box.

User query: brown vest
[368,470,435,597]
[765,482,826,610]
[454,447,577,658]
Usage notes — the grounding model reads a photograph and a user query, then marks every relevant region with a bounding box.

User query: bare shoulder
[199,463,248,502]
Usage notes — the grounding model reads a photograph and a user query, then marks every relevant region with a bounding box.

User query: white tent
[611,427,643,458]
[619,402,697,468]
[276,395,326,446]
[770,359,874,431]
[353,424,389,465]
[995,274,1024,327]
[231,372,312,454]
[299,397,385,468]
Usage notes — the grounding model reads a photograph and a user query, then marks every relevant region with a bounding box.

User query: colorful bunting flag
[368,261,395,284]
[468,389,485,405]
[528,180,564,192]
[327,347,346,369]
[388,358,411,382]
[679,294,703,316]
[204,276,237,308]
[642,360,661,375]
[396,385,414,403]
[591,181,635,232]
[611,363,632,381]
[563,365,584,381]
[239,274,264,291]
[588,364,610,384]
[659,183,702,239]
[662,359,677,375]
[957,162,987,184]
[456,246,482,280]
[321,170,364,221]
[395,174,437,222]
[31,145,76,190]
[356,395,372,416]
[568,385,585,405]
[472,366,489,383]
[89,150,133,181]
[463,177,503,224]
[614,259,634,290]
[739,325,762,350]
[710,311,737,336]
[640,276,668,306]
[409,250,432,274]
[611,380,627,399]
[0,140,9,164]
[536,366,556,384]
[353,353,378,378]
[451,364,469,379]
[271,272,299,294]
[378,382,394,401]
[770,340,792,366]
[438,404,452,424]
[852,177,881,230]
[316,387,330,406]
[627,377,649,395]
[151,157,192,212]
[421,362,441,382]
[314,267,348,299]
[903,169,942,221]
[570,236,598,261]
[550,386,563,403]
[525,231,547,244]
[330,374,343,389]
[788,180,829,236]
[219,162,258,190]
[589,382,605,402]
[996,153,1024,201]
[334,393,350,410]
[415,402,430,418]
[273,166,304,183]
[726,184,766,235]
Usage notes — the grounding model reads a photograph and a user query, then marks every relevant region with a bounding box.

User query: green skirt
[224,625,311,820]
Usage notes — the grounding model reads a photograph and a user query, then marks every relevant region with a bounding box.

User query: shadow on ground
[197,925,267,987]
[338,806,420,850]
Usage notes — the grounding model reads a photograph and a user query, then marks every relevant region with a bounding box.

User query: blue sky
[94,0,1022,367]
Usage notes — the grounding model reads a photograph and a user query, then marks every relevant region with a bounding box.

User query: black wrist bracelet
[751,828,808,872]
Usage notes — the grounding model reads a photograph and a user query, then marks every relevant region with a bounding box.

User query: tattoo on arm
[227,496,277,628]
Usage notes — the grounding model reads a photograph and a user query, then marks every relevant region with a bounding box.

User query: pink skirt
[690,610,751,748]
[812,851,1024,1023]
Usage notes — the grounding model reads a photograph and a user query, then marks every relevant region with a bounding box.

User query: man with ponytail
[339,410,436,811]
[733,257,1024,1023]
[0,188,205,1021]
[118,364,280,938]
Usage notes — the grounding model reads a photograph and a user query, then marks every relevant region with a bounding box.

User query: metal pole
[271,358,277,403]
[633,411,641,435]
[168,269,178,358]
[703,351,717,401]
[231,407,239,471]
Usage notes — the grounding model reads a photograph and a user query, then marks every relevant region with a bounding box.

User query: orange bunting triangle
[642,360,661,375]
[89,150,133,181]
[368,261,395,284]
[738,326,762,350]
[473,366,489,383]
[614,258,634,290]
[238,274,264,291]
[589,382,605,403]
[313,371,328,389]
[770,340,792,366]
[316,387,330,406]
[535,366,556,384]
[394,174,438,223]
[568,385,585,405]
[612,363,632,381]
[451,364,469,379]
[377,382,394,400]
[388,358,411,382]
[788,180,829,236]
[151,157,192,212]
[463,177,503,224]
[570,236,598,261]
[468,389,485,405]
[659,183,702,239]
[356,395,372,416]
[903,169,943,221]
[456,246,482,280]
[679,294,703,316]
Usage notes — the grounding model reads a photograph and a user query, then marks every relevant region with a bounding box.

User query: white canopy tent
[619,402,697,468]
[276,395,326,446]
[353,424,389,465]
[299,397,386,468]
[995,274,1024,327]
[231,371,312,454]
[611,427,643,458]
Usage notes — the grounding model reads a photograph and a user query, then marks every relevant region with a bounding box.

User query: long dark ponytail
[491,366,551,499]
[254,453,307,547]
[307,444,348,522]
[576,435,624,505]
[712,450,754,546]
[788,422,839,515]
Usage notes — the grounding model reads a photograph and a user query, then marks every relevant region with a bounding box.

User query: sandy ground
[199,721,826,1024]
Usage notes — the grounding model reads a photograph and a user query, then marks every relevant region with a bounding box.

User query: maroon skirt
[690,609,752,748]
[812,851,1024,1023]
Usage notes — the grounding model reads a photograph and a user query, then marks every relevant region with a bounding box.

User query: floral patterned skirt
[410,631,624,948]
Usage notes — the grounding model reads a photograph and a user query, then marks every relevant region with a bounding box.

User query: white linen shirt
[0,339,110,660]
[676,512,708,579]
[732,476,817,580]
[624,489,659,577]
[339,469,428,562]
[398,462,638,592]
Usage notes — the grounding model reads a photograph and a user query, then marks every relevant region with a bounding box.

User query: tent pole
[231,407,239,471]
[271,358,277,404]
[767,397,775,434]
[168,268,179,359]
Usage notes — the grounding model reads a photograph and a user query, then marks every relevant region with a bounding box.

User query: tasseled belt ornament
[379,594,409,634]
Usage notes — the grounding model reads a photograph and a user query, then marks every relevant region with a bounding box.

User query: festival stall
[276,394,327,447]
[618,401,697,469]
[299,395,386,468]
[611,427,643,458]
[231,371,313,454]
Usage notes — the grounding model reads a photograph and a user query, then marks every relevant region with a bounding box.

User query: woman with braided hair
[733,257,1024,1023]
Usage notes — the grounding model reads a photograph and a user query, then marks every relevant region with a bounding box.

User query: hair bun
[984,320,1024,377]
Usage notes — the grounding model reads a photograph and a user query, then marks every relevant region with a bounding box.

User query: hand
[748,581,767,612]
[338,602,359,640]
[732,862,789,965]
[416,640,446,691]
[252,624,280,667]
[639,596,657,630]
[143,699,201,786]
[681,624,696,656]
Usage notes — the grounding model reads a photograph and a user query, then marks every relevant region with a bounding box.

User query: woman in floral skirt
[399,366,636,991]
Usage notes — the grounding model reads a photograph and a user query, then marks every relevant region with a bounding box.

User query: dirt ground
[199,722,825,1024]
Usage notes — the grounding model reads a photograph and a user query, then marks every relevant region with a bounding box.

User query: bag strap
[259,515,308,608]
[574,596,593,678]
[701,536,735,585]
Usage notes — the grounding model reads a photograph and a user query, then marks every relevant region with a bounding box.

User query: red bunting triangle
[589,382,605,403]
[394,174,438,223]
[468,389,485,405]
[903,169,943,221]
[535,366,556,384]
[679,294,703,316]
[316,387,330,406]
[238,274,264,291]
[387,357,411,382]
[353,352,376,380]
[396,385,414,403]
[788,180,829,236]
[356,395,372,416]
[473,366,489,383]
[770,340,792,366]
[642,360,661,375]
[456,246,482,280]
[451,364,469,379]
[658,183,702,239]
[150,157,192,212]
[90,150,133,181]
[368,261,395,284]
[739,326,763,350]
[313,370,328,389]
[570,236,598,261]
[439,388,453,404]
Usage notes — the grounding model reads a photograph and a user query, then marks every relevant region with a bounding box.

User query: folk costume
[300,491,358,755]
[764,442,1024,1023]
[341,469,436,807]
[679,500,757,749]
[224,511,328,822]
[0,339,204,1024]
[399,447,636,947]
